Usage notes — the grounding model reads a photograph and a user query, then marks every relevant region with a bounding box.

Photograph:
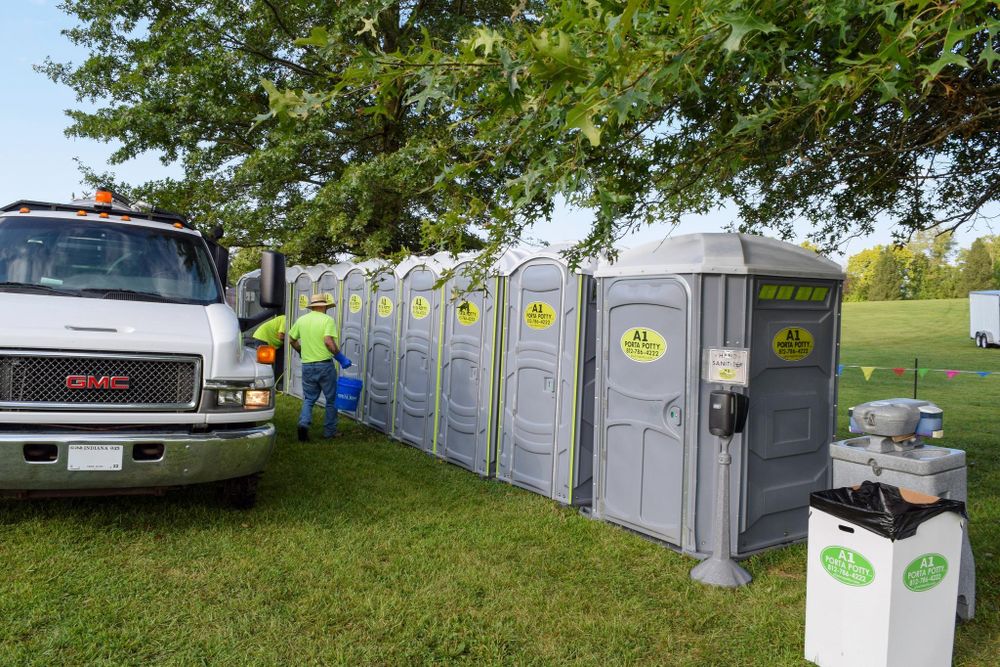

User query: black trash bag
[810,481,966,541]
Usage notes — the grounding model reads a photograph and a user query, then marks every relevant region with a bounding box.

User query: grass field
[0,299,997,665]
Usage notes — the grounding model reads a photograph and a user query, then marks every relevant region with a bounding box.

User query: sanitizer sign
[820,546,875,586]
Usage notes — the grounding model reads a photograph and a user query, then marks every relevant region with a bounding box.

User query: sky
[2,2,994,265]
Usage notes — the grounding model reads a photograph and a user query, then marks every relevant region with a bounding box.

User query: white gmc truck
[0,190,285,507]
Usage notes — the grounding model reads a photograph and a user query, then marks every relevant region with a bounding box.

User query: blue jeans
[299,360,339,436]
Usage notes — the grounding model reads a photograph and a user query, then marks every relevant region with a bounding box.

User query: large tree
[43,0,533,266]
[265,0,1000,268]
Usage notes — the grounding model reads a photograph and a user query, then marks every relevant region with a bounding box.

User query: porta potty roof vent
[596,233,844,280]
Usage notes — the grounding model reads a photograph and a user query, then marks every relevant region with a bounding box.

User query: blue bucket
[334,376,363,411]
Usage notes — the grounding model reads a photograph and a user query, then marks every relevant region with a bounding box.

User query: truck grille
[0,352,200,410]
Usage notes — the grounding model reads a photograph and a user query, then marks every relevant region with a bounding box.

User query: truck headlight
[244,390,271,409]
[217,390,244,407]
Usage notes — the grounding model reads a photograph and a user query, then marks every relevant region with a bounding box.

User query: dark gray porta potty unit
[591,233,844,557]
[285,265,314,399]
[236,269,264,320]
[496,246,598,505]
[391,256,445,450]
[362,259,398,433]
[337,261,367,420]
[433,252,505,474]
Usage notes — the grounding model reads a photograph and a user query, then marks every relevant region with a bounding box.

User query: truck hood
[0,293,267,383]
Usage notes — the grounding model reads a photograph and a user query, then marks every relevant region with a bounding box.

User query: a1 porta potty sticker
[377,296,394,318]
[820,546,875,586]
[524,301,556,330]
[457,301,480,326]
[349,294,362,313]
[772,326,814,362]
[904,553,948,592]
[620,327,667,362]
[411,296,431,320]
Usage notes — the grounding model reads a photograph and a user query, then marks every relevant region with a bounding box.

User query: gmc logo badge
[66,375,130,390]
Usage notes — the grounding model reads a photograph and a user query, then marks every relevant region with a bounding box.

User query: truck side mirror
[208,240,230,287]
[259,250,286,310]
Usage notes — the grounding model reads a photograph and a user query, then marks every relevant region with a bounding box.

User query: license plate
[67,444,124,471]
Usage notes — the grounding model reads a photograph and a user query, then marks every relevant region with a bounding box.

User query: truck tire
[221,473,260,509]
[976,333,983,348]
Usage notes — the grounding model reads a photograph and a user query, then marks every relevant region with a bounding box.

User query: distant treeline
[843,231,1000,302]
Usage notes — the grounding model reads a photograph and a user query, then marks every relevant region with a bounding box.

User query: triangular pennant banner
[978,371,991,378]
[837,364,844,376]
[918,368,930,378]
[861,367,875,381]
[892,367,906,377]
[946,370,959,379]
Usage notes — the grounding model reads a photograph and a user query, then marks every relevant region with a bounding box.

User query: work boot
[297,426,310,442]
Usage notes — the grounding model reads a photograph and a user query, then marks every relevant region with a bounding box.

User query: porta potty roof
[495,243,598,277]
[326,261,355,280]
[394,255,442,279]
[595,233,844,280]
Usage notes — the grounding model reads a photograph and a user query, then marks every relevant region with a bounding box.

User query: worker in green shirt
[289,293,352,442]
[252,314,286,391]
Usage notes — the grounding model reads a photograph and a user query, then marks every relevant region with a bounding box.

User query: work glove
[334,351,352,369]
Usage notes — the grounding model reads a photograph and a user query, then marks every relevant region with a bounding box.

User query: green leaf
[295,26,329,48]
[722,15,780,53]
[566,103,602,146]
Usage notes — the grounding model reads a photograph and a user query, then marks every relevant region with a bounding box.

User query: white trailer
[970,290,1000,348]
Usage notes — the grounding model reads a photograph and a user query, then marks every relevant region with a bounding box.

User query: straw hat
[309,293,334,308]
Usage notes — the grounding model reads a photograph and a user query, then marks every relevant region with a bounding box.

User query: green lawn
[0,299,997,665]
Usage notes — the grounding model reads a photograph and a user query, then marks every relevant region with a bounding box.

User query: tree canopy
[43,0,535,265]
[264,0,1000,267]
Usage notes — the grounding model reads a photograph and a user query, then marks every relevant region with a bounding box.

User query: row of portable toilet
[237,234,845,560]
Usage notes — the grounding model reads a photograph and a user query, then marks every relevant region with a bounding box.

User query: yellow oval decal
[349,294,362,313]
[410,295,430,320]
[377,296,393,318]
[621,328,667,362]
[457,301,480,326]
[524,301,556,330]
[298,294,309,310]
[773,327,814,362]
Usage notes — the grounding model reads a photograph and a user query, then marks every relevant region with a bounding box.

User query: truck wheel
[975,334,983,348]
[221,474,260,509]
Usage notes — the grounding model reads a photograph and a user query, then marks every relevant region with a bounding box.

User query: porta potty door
[393,266,441,450]
[738,279,840,554]
[439,274,501,474]
[497,259,593,503]
[287,271,314,399]
[595,277,688,545]
[338,268,367,419]
[364,271,398,433]
[236,272,263,319]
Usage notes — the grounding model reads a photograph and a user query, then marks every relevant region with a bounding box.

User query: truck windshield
[0,216,221,305]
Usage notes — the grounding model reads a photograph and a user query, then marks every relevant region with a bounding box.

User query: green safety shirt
[253,315,285,347]
[289,310,339,363]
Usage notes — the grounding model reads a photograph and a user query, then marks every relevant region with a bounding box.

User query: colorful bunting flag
[978,371,991,378]
[861,367,875,381]
[837,364,844,376]
[892,367,906,377]
[918,368,930,378]
[946,370,959,379]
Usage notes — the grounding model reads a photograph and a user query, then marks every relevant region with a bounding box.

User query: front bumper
[0,425,275,491]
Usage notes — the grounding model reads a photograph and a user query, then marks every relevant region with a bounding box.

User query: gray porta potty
[433,252,505,473]
[285,265,313,400]
[591,233,844,557]
[336,261,367,420]
[361,259,398,433]
[391,256,445,450]
[495,245,598,505]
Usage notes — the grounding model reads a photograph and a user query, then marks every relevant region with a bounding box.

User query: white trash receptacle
[804,481,966,667]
